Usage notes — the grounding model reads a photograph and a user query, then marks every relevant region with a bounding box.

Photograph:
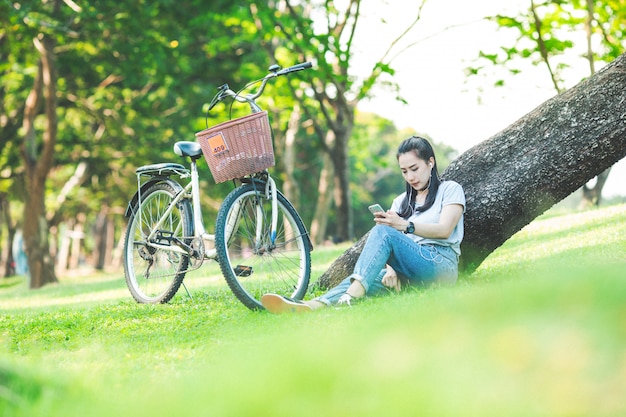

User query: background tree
[6,0,621,288]
[0,0,265,286]
[18,0,62,288]
[0,4,27,278]
[319,52,626,288]
[249,0,428,243]
[466,0,626,208]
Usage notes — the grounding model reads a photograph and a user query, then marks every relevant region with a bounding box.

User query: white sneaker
[337,293,354,306]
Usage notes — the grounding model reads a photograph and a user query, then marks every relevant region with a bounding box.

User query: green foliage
[0,0,458,276]
[1,0,270,239]
[0,0,445,272]
[0,204,625,416]
[467,0,626,91]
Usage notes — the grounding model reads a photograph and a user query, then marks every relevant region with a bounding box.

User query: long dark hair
[396,136,442,218]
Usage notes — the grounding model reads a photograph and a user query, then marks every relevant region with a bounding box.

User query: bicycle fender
[124,177,185,218]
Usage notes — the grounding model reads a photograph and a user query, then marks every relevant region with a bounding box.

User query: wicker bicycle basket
[196,111,274,183]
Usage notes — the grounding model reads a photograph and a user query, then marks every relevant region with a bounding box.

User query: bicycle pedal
[234,265,253,277]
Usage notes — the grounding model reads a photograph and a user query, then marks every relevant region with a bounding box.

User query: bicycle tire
[123,181,193,303]
[215,182,312,310]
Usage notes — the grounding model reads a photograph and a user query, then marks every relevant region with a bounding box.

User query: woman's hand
[381,266,401,292]
[373,210,407,232]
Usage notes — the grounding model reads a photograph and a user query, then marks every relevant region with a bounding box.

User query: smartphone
[368,204,385,214]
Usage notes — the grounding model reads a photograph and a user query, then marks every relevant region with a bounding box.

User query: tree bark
[93,207,112,270]
[580,168,611,208]
[281,104,301,207]
[318,52,626,289]
[22,35,58,289]
[0,196,16,277]
[330,123,353,242]
[310,152,335,244]
[56,221,72,275]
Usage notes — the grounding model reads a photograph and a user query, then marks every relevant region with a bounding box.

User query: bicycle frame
[134,155,280,261]
[135,158,217,260]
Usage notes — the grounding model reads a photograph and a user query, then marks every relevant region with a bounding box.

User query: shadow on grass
[0,276,23,290]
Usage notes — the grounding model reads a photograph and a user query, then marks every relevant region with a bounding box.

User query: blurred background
[1,0,624,286]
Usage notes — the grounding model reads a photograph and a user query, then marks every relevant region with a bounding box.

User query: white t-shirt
[390,181,466,256]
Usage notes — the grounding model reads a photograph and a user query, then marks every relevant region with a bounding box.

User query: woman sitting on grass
[262,136,465,313]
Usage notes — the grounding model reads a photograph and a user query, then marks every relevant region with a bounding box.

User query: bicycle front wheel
[123,181,193,303]
[215,182,312,310]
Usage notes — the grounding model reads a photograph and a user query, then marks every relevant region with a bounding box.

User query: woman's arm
[374,203,463,239]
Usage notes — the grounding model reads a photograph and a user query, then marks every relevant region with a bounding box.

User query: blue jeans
[315,225,459,305]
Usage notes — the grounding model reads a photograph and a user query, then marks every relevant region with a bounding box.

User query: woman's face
[398,151,433,192]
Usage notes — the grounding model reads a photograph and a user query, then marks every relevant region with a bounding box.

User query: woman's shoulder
[440,180,464,192]
[438,180,466,203]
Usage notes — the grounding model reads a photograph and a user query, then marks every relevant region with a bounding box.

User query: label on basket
[207,132,228,155]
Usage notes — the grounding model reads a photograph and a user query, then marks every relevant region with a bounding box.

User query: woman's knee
[369,224,396,240]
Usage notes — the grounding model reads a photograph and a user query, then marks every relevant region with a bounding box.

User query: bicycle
[123,62,314,310]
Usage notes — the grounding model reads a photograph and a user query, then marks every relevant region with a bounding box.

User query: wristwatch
[404,221,415,234]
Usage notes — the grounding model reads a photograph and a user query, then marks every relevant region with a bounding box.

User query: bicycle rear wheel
[123,181,193,303]
[215,182,312,310]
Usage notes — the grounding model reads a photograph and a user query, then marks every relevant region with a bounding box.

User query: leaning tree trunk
[318,52,626,288]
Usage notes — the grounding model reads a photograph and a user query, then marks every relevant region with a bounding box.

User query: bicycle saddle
[174,141,203,160]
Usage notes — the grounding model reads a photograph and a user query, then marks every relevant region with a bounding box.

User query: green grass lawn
[1,204,625,417]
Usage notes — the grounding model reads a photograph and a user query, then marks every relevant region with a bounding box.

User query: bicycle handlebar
[208,62,313,112]
[274,62,313,76]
